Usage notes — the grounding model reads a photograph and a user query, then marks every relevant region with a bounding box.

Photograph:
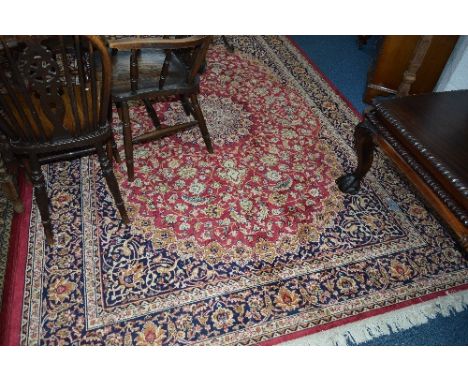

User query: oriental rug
[1,36,467,345]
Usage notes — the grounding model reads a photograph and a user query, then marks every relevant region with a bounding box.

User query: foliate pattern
[19,37,468,346]
[116,48,342,269]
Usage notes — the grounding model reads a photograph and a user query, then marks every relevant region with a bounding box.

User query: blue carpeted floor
[291,35,381,113]
[357,310,468,346]
[291,35,468,346]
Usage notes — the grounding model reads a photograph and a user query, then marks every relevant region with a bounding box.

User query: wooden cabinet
[364,36,459,103]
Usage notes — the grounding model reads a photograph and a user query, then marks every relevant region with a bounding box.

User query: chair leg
[110,134,121,164]
[106,101,114,162]
[336,119,376,194]
[29,156,54,245]
[120,102,135,181]
[221,36,235,53]
[0,157,23,214]
[190,94,213,154]
[95,144,130,224]
[180,95,193,116]
[143,98,161,128]
[106,141,113,163]
[115,101,123,121]
[106,102,121,164]
[106,137,121,164]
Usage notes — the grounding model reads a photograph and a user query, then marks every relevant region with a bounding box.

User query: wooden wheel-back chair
[0,35,129,244]
[108,36,213,181]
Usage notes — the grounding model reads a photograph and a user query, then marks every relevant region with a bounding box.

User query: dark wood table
[337,90,468,252]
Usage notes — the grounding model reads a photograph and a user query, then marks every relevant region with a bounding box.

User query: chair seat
[111,49,197,100]
[373,90,468,210]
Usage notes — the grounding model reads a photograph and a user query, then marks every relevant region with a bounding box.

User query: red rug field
[1,36,467,345]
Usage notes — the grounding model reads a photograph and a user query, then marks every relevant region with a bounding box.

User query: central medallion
[168,95,253,147]
[116,48,341,266]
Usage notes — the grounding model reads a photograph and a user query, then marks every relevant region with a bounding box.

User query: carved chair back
[0,35,111,145]
[108,35,212,94]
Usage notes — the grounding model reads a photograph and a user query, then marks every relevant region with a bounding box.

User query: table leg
[336,118,376,194]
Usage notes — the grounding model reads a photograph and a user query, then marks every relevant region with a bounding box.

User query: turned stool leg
[336,119,376,194]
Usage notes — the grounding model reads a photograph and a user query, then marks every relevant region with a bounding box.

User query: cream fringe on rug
[281,289,468,345]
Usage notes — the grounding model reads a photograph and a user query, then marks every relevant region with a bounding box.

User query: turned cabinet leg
[336,119,376,194]
[190,94,214,154]
[120,102,135,182]
[96,144,130,225]
[29,156,54,244]
[0,156,24,214]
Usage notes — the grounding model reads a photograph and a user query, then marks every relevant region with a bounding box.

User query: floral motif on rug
[120,49,341,268]
[19,36,468,345]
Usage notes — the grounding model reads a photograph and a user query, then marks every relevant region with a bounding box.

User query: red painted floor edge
[285,36,363,120]
[0,172,33,346]
[258,284,468,346]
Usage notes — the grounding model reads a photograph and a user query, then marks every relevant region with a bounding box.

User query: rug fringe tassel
[280,290,468,345]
